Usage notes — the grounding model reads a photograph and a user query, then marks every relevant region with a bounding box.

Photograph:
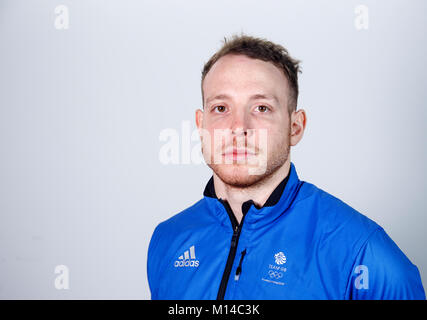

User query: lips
[221,147,258,163]
[222,147,256,156]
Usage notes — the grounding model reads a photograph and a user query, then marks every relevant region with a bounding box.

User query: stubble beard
[205,133,291,189]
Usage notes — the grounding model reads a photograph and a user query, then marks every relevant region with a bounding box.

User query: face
[196,54,297,188]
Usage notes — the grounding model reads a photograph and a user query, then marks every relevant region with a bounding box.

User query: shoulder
[148,197,216,256]
[295,182,381,273]
[298,182,425,299]
[294,182,425,298]
[346,227,425,299]
[297,181,381,238]
[152,198,213,238]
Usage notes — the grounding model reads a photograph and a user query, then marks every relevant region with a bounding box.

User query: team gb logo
[274,252,287,265]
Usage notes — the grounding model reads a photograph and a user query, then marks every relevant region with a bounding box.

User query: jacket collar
[203,162,303,230]
[203,166,290,210]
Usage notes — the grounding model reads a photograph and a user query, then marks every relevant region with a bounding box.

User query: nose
[230,109,249,136]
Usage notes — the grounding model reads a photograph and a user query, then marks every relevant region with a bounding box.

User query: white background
[0,0,426,299]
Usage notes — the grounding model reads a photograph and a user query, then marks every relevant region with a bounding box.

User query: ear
[195,108,204,131]
[290,109,307,146]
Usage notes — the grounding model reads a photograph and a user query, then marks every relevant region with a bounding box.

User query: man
[147,34,425,299]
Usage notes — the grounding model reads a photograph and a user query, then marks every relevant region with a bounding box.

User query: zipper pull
[234,249,247,281]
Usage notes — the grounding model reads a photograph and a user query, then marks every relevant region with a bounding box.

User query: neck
[213,159,291,224]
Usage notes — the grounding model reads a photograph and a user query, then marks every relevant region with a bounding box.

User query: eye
[255,105,270,113]
[213,105,227,113]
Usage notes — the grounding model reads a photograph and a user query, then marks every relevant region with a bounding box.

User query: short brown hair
[201,33,302,114]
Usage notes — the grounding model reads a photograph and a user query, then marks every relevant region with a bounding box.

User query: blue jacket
[147,162,425,299]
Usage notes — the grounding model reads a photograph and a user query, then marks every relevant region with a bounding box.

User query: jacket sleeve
[346,228,425,300]
[147,224,163,300]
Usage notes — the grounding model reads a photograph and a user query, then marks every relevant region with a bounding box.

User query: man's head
[196,33,306,188]
[202,33,301,115]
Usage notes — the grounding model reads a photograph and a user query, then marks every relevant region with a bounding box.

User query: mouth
[222,148,257,161]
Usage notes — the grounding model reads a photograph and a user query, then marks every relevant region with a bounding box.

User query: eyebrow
[206,93,279,105]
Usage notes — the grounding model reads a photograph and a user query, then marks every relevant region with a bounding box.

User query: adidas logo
[174,245,200,268]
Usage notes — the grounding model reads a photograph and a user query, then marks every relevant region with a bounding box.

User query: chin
[208,164,268,188]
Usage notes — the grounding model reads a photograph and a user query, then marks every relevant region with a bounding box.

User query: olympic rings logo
[268,270,283,279]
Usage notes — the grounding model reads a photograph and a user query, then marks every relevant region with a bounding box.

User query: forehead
[203,54,289,104]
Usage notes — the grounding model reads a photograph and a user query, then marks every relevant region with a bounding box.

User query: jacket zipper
[216,199,247,300]
[234,249,247,281]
